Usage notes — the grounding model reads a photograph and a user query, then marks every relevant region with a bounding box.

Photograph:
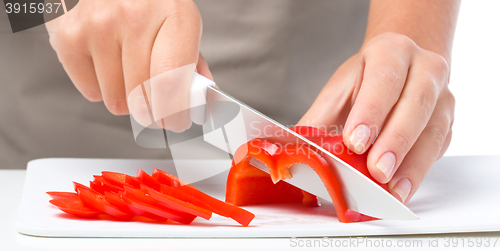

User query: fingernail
[376,152,396,180]
[392,178,412,203]
[348,124,371,153]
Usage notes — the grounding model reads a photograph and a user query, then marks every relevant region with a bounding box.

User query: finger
[438,129,452,159]
[366,52,449,183]
[196,53,214,81]
[387,90,455,204]
[54,28,102,102]
[90,41,127,115]
[343,40,413,154]
[123,26,156,127]
[149,3,202,132]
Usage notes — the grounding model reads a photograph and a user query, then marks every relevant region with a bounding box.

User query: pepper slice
[151,168,190,188]
[226,126,380,223]
[152,168,255,227]
[47,191,101,217]
[121,186,196,224]
[91,175,123,194]
[46,191,80,200]
[101,171,141,189]
[49,198,101,218]
[103,191,135,215]
[136,169,162,192]
[112,191,169,222]
[175,184,255,227]
[74,182,133,220]
[141,184,212,220]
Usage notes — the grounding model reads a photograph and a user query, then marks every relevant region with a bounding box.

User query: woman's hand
[45,0,212,132]
[299,32,455,204]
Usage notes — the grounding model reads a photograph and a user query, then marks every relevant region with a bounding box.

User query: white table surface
[2,168,500,251]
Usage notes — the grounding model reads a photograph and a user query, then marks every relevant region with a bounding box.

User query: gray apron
[0,0,369,169]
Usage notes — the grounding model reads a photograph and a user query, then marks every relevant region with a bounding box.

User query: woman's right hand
[46,0,212,132]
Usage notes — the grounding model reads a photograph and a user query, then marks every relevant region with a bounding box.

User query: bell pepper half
[225,126,385,223]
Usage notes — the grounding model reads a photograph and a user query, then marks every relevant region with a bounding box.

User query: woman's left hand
[299,32,455,204]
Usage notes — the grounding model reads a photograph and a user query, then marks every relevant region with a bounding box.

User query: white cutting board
[16,156,500,237]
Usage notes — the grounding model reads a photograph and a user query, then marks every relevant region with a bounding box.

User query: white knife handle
[190,72,216,125]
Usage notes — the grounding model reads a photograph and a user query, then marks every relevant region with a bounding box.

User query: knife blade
[193,74,418,220]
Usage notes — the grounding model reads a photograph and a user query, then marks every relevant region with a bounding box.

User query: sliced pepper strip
[141,184,212,220]
[152,168,255,227]
[101,171,141,189]
[49,198,101,218]
[91,175,123,194]
[136,169,162,192]
[122,185,196,224]
[74,182,133,220]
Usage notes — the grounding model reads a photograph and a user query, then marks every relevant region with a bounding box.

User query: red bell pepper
[225,126,381,223]
[226,138,319,207]
[289,126,388,191]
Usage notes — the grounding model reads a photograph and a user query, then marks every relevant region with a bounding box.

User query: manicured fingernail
[393,178,412,203]
[348,124,371,153]
[376,152,396,180]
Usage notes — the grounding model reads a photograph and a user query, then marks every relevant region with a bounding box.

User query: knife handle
[190,72,215,125]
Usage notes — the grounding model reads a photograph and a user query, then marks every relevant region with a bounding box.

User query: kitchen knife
[191,73,418,220]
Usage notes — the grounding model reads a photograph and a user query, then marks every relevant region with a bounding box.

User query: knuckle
[55,25,84,46]
[443,89,456,109]
[428,52,449,73]
[392,129,412,152]
[414,90,435,118]
[89,13,115,35]
[413,79,438,117]
[407,158,428,181]
[423,51,450,82]
[378,32,417,52]
[119,2,148,28]
[424,125,447,148]
[371,64,402,91]
[119,1,143,15]
[393,34,416,51]
[168,0,199,14]
[361,101,384,122]
[54,27,86,63]
[165,0,202,26]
